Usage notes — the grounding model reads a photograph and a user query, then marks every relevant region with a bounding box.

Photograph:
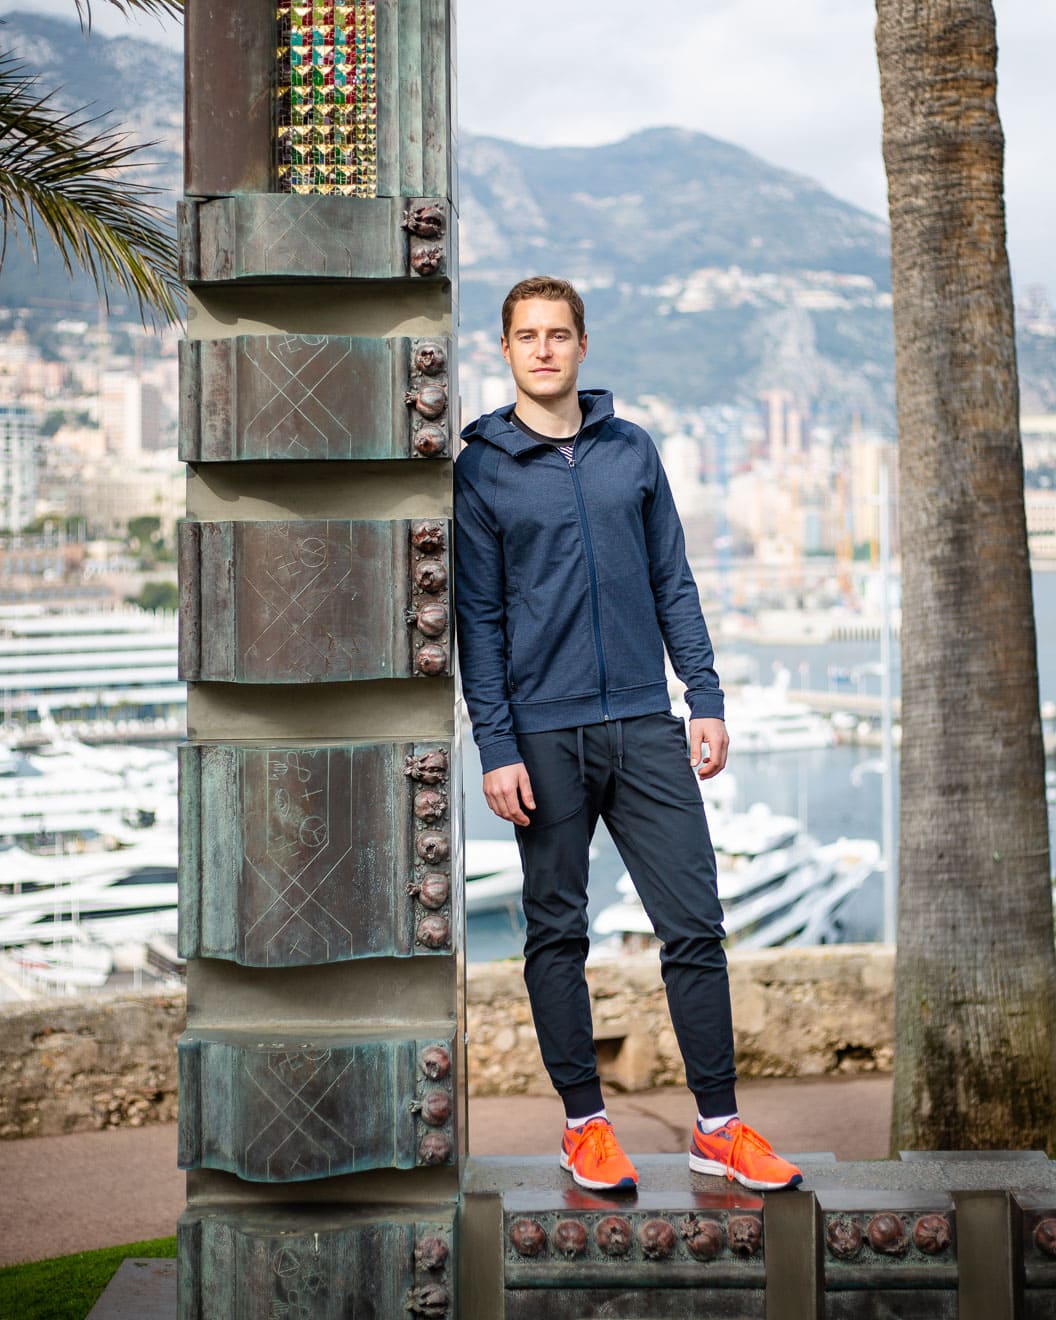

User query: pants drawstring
[576,726,586,784]
[615,719,624,770]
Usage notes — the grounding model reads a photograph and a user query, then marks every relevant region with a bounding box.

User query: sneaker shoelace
[568,1120,619,1167]
[719,1121,776,1181]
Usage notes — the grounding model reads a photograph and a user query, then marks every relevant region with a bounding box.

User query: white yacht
[0,606,184,740]
[701,667,836,754]
[590,794,880,957]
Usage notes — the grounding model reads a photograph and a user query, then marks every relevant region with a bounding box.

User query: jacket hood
[460,389,615,457]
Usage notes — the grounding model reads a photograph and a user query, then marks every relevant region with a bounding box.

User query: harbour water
[465,570,1056,963]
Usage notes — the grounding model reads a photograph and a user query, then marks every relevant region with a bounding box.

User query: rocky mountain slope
[3,9,1054,424]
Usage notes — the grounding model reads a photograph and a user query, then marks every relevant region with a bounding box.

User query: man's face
[501,298,587,404]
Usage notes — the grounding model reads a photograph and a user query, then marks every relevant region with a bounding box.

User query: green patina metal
[178,1205,454,1319]
[179,334,452,462]
[177,517,451,684]
[178,195,449,284]
[179,741,453,965]
[178,1032,456,1181]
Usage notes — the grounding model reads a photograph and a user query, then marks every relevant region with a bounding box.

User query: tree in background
[876,0,1056,1149]
[0,0,182,325]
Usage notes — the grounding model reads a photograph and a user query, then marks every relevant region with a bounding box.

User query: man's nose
[534,338,553,358]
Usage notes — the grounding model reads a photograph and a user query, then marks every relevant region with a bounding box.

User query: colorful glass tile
[275,0,377,195]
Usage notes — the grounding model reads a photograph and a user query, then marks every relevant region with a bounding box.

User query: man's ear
[579,332,588,362]
[501,335,511,364]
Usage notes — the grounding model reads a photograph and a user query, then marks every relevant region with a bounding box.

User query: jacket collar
[460,389,615,457]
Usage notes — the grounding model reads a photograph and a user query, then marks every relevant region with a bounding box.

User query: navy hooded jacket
[454,389,725,773]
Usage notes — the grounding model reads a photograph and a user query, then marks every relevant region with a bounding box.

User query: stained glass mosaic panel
[275,0,378,196]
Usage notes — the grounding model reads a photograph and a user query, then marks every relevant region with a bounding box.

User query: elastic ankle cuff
[560,1079,605,1119]
[693,1085,738,1118]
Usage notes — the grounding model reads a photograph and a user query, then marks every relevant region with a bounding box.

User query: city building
[0,403,40,533]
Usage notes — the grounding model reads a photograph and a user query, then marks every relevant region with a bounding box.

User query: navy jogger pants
[514,712,738,1120]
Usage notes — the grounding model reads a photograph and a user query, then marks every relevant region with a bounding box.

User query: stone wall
[0,946,894,1138]
[468,944,895,1096]
[0,991,183,1139]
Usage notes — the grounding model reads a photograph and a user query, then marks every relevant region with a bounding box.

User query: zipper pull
[567,457,575,468]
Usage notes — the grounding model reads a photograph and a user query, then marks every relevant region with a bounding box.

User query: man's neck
[512,392,582,438]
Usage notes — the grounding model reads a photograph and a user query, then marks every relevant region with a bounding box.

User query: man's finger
[689,728,704,766]
[519,768,536,811]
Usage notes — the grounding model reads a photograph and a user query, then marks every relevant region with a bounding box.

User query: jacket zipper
[566,447,611,720]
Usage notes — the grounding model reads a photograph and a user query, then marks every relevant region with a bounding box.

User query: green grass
[0,1237,176,1320]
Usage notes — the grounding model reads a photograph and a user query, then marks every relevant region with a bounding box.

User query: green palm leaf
[0,50,181,325]
[75,0,183,27]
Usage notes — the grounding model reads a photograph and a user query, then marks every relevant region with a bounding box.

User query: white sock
[566,1108,608,1128]
[697,1111,738,1133]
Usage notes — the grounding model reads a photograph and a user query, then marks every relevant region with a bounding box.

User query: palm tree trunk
[876,0,1056,1151]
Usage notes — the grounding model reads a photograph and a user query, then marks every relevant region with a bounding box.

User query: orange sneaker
[560,1118,639,1191]
[689,1118,802,1191]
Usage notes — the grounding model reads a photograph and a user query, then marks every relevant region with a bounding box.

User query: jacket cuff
[687,691,726,722]
[478,738,523,774]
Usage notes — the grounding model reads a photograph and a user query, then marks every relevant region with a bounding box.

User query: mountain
[0,9,181,315]
[2,10,1054,423]
[458,129,896,425]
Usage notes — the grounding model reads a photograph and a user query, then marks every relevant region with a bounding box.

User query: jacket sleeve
[453,449,523,772]
[641,436,725,721]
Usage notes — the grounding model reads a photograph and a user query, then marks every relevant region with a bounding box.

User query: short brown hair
[501,276,586,341]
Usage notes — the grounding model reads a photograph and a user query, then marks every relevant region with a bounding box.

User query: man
[454,275,801,1194]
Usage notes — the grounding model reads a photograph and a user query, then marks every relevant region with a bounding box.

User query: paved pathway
[0,1073,892,1267]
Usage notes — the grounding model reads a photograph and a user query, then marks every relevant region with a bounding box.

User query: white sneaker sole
[560,1151,638,1191]
[688,1152,802,1191]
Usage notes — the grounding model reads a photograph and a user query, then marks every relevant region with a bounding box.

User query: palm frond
[0,52,181,326]
[74,0,183,30]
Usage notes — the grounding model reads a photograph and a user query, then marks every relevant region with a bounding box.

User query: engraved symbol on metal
[240,338,360,458]
[239,523,362,680]
[243,1046,360,1181]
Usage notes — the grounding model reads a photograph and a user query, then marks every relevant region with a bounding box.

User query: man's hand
[483,762,536,826]
[689,717,729,780]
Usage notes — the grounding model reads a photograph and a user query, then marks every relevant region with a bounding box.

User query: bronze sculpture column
[176,2,460,1313]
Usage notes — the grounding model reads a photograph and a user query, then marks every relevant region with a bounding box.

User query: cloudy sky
[17,0,1056,291]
